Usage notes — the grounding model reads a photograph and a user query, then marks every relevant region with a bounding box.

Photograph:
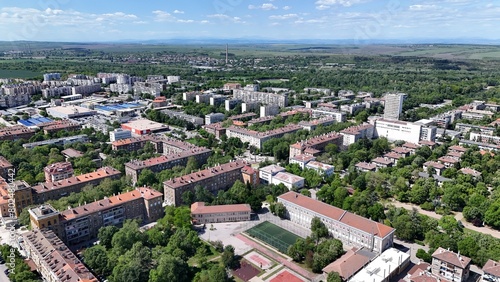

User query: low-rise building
[340,123,375,147]
[355,162,377,172]
[289,154,316,169]
[121,118,169,136]
[371,157,394,169]
[272,172,305,189]
[22,229,98,282]
[438,156,459,168]
[423,161,445,175]
[23,135,88,149]
[482,259,500,282]
[431,247,471,282]
[46,106,97,119]
[163,160,248,206]
[322,248,371,281]
[44,162,74,183]
[109,128,132,142]
[383,151,405,165]
[203,122,227,139]
[349,248,410,282]
[305,161,334,176]
[460,167,482,178]
[152,96,168,108]
[259,164,286,184]
[190,202,251,224]
[277,191,395,253]
[38,120,81,135]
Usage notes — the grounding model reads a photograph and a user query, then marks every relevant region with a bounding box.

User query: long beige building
[22,229,98,282]
[289,132,343,158]
[191,202,251,224]
[277,191,394,254]
[164,160,248,206]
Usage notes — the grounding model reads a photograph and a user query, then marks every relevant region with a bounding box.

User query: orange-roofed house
[190,202,251,224]
[277,191,394,254]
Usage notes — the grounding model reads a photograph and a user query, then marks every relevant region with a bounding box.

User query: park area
[245,221,300,253]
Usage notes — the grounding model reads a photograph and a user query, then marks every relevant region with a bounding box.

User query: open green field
[245,221,300,253]
[0,69,41,79]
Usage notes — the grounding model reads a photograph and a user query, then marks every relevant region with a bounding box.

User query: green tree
[111,220,145,253]
[84,245,110,276]
[98,225,119,249]
[137,169,158,187]
[327,272,342,282]
[149,255,189,282]
[221,245,236,269]
[311,217,329,242]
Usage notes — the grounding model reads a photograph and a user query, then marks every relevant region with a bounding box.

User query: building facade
[277,191,395,254]
[431,247,471,282]
[289,132,343,159]
[43,162,74,183]
[163,160,248,206]
[233,89,288,108]
[190,202,251,224]
[0,125,36,141]
[482,259,500,282]
[383,93,406,120]
[226,124,302,150]
[29,187,163,245]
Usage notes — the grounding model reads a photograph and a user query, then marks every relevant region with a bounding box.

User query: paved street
[388,200,500,239]
[0,264,10,282]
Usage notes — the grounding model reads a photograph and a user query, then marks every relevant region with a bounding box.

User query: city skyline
[0,0,499,42]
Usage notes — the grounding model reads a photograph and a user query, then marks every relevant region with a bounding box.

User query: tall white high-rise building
[383,93,406,120]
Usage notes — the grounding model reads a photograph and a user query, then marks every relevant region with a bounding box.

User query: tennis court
[245,221,300,253]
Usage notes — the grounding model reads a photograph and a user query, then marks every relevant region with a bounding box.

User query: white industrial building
[349,248,410,282]
[109,128,132,142]
[46,106,97,119]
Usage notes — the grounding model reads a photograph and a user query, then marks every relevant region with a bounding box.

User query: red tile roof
[0,156,13,168]
[190,202,251,214]
[125,147,211,170]
[60,187,162,221]
[432,247,471,269]
[355,162,377,171]
[438,156,459,164]
[322,248,371,279]
[423,161,445,170]
[483,259,500,277]
[278,191,395,238]
[371,157,394,165]
[449,145,467,152]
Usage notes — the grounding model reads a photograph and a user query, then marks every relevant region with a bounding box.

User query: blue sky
[0,0,498,42]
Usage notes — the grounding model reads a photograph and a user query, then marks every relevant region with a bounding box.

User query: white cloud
[409,5,438,11]
[283,6,292,10]
[248,3,278,10]
[173,10,184,14]
[269,14,299,20]
[207,14,245,23]
[315,0,365,9]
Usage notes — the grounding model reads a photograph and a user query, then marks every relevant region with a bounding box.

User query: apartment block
[23,134,88,149]
[0,125,36,141]
[205,113,226,125]
[225,98,242,111]
[191,202,251,224]
[112,135,197,154]
[311,107,347,122]
[298,116,336,131]
[289,132,343,159]
[306,161,334,176]
[203,122,227,139]
[0,156,13,180]
[161,109,204,125]
[455,123,495,135]
[44,162,74,183]
[164,160,248,206]
[32,167,121,204]
[125,147,212,184]
[226,124,302,150]
[278,191,395,253]
[241,165,260,187]
[22,229,98,282]
[29,187,163,245]
[340,123,375,147]
[431,247,471,282]
[233,89,288,108]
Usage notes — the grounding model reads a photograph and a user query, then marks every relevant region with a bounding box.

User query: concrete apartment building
[233,89,288,108]
[44,162,74,183]
[125,147,212,184]
[260,105,280,117]
[0,156,13,180]
[161,109,204,125]
[0,125,36,141]
[31,166,121,204]
[289,132,343,159]
[112,135,198,154]
[431,247,471,282]
[226,124,302,150]
[22,134,88,149]
[164,160,248,206]
[298,116,336,131]
[203,122,227,139]
[22,229,98,282]
[455,123,495,135]
[205,113,226,125]
[29,187,163,245]
[277,191,395,254]
[482,259,500,282]
[311,107,347,122]
[340,123,375,147]
[191,202,251,224]
[37,119,81,135]
[383,93,406,120]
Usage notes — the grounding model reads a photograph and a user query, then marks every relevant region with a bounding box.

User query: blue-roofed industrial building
[18,117,53,127]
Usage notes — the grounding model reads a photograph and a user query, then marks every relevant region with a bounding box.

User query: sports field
[245,221,300,253]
